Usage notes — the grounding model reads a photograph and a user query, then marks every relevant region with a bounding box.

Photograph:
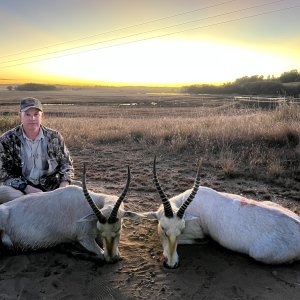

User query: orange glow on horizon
[1,1,299,87]
[1,38,297,87]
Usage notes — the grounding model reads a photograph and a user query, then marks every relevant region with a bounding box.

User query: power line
[0,0,236,60]
[0,0,288,66]
[1,2,299,69]
[0,0,287,65]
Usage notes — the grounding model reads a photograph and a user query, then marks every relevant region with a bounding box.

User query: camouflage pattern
[0,125,74,191]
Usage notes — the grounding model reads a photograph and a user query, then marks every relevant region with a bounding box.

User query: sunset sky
[0,0,299,86]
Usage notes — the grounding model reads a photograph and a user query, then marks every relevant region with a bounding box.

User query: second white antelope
[144,158,300,269]
[0,164,136,262]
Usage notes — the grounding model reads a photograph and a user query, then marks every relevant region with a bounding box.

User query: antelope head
[82,163,131,262]
[153,157,201,268]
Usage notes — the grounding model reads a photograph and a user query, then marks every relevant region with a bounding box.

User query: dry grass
[45,103,300,182]
[0,90,299,185]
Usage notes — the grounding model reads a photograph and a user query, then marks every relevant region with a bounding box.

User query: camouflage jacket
[0,125,74,191]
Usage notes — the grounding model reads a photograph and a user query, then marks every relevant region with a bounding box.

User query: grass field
[0,87,299,187]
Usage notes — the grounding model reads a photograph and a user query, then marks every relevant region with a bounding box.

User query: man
[0,97,74,202]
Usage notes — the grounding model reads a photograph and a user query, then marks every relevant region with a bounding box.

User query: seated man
[0,97,74,203]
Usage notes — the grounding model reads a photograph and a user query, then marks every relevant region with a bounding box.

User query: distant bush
[16,83,57,91]
[279,69,300,83]
[239,81,284,95]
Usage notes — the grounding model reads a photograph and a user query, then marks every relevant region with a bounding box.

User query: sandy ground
[0,144,299,300]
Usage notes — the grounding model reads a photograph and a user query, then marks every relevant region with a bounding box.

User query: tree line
[7,83,57,91]
[183,69,300,97]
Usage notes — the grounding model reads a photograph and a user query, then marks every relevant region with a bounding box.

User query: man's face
[20,107,44,131]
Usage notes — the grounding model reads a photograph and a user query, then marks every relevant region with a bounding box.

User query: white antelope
[0,164,136,262]
[143,157,300,269]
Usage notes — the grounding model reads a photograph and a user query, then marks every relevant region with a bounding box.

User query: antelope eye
[160,226,167,234]
[162,229,168,237]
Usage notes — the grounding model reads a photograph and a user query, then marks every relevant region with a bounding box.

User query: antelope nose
[163,258,180,269]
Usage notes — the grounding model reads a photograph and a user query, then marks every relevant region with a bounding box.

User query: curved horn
[153,156,173,218]
[177,161,202,219]
[82,163,107,224]
[108,166,131,224]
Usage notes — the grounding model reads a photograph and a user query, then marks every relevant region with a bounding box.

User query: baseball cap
[20,97,43,112]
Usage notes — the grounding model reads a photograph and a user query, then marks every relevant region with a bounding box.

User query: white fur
[0,186,24,204]
[147,186,300,268]
[0,185,137,262]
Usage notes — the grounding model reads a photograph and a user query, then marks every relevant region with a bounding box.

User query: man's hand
[24,185,43,194]
[59,181,70,188]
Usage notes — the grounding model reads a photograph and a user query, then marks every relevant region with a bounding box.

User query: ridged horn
[82,163,107,224]
[153,156,173,218]
[177,161,202,219]
[108,166,131,224]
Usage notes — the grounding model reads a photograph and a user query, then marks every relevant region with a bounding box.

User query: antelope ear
[184,213,199,221]
[77,213,98,223]
[123,211,159,220]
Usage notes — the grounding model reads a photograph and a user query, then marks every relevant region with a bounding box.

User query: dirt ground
[0,143,299,300]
